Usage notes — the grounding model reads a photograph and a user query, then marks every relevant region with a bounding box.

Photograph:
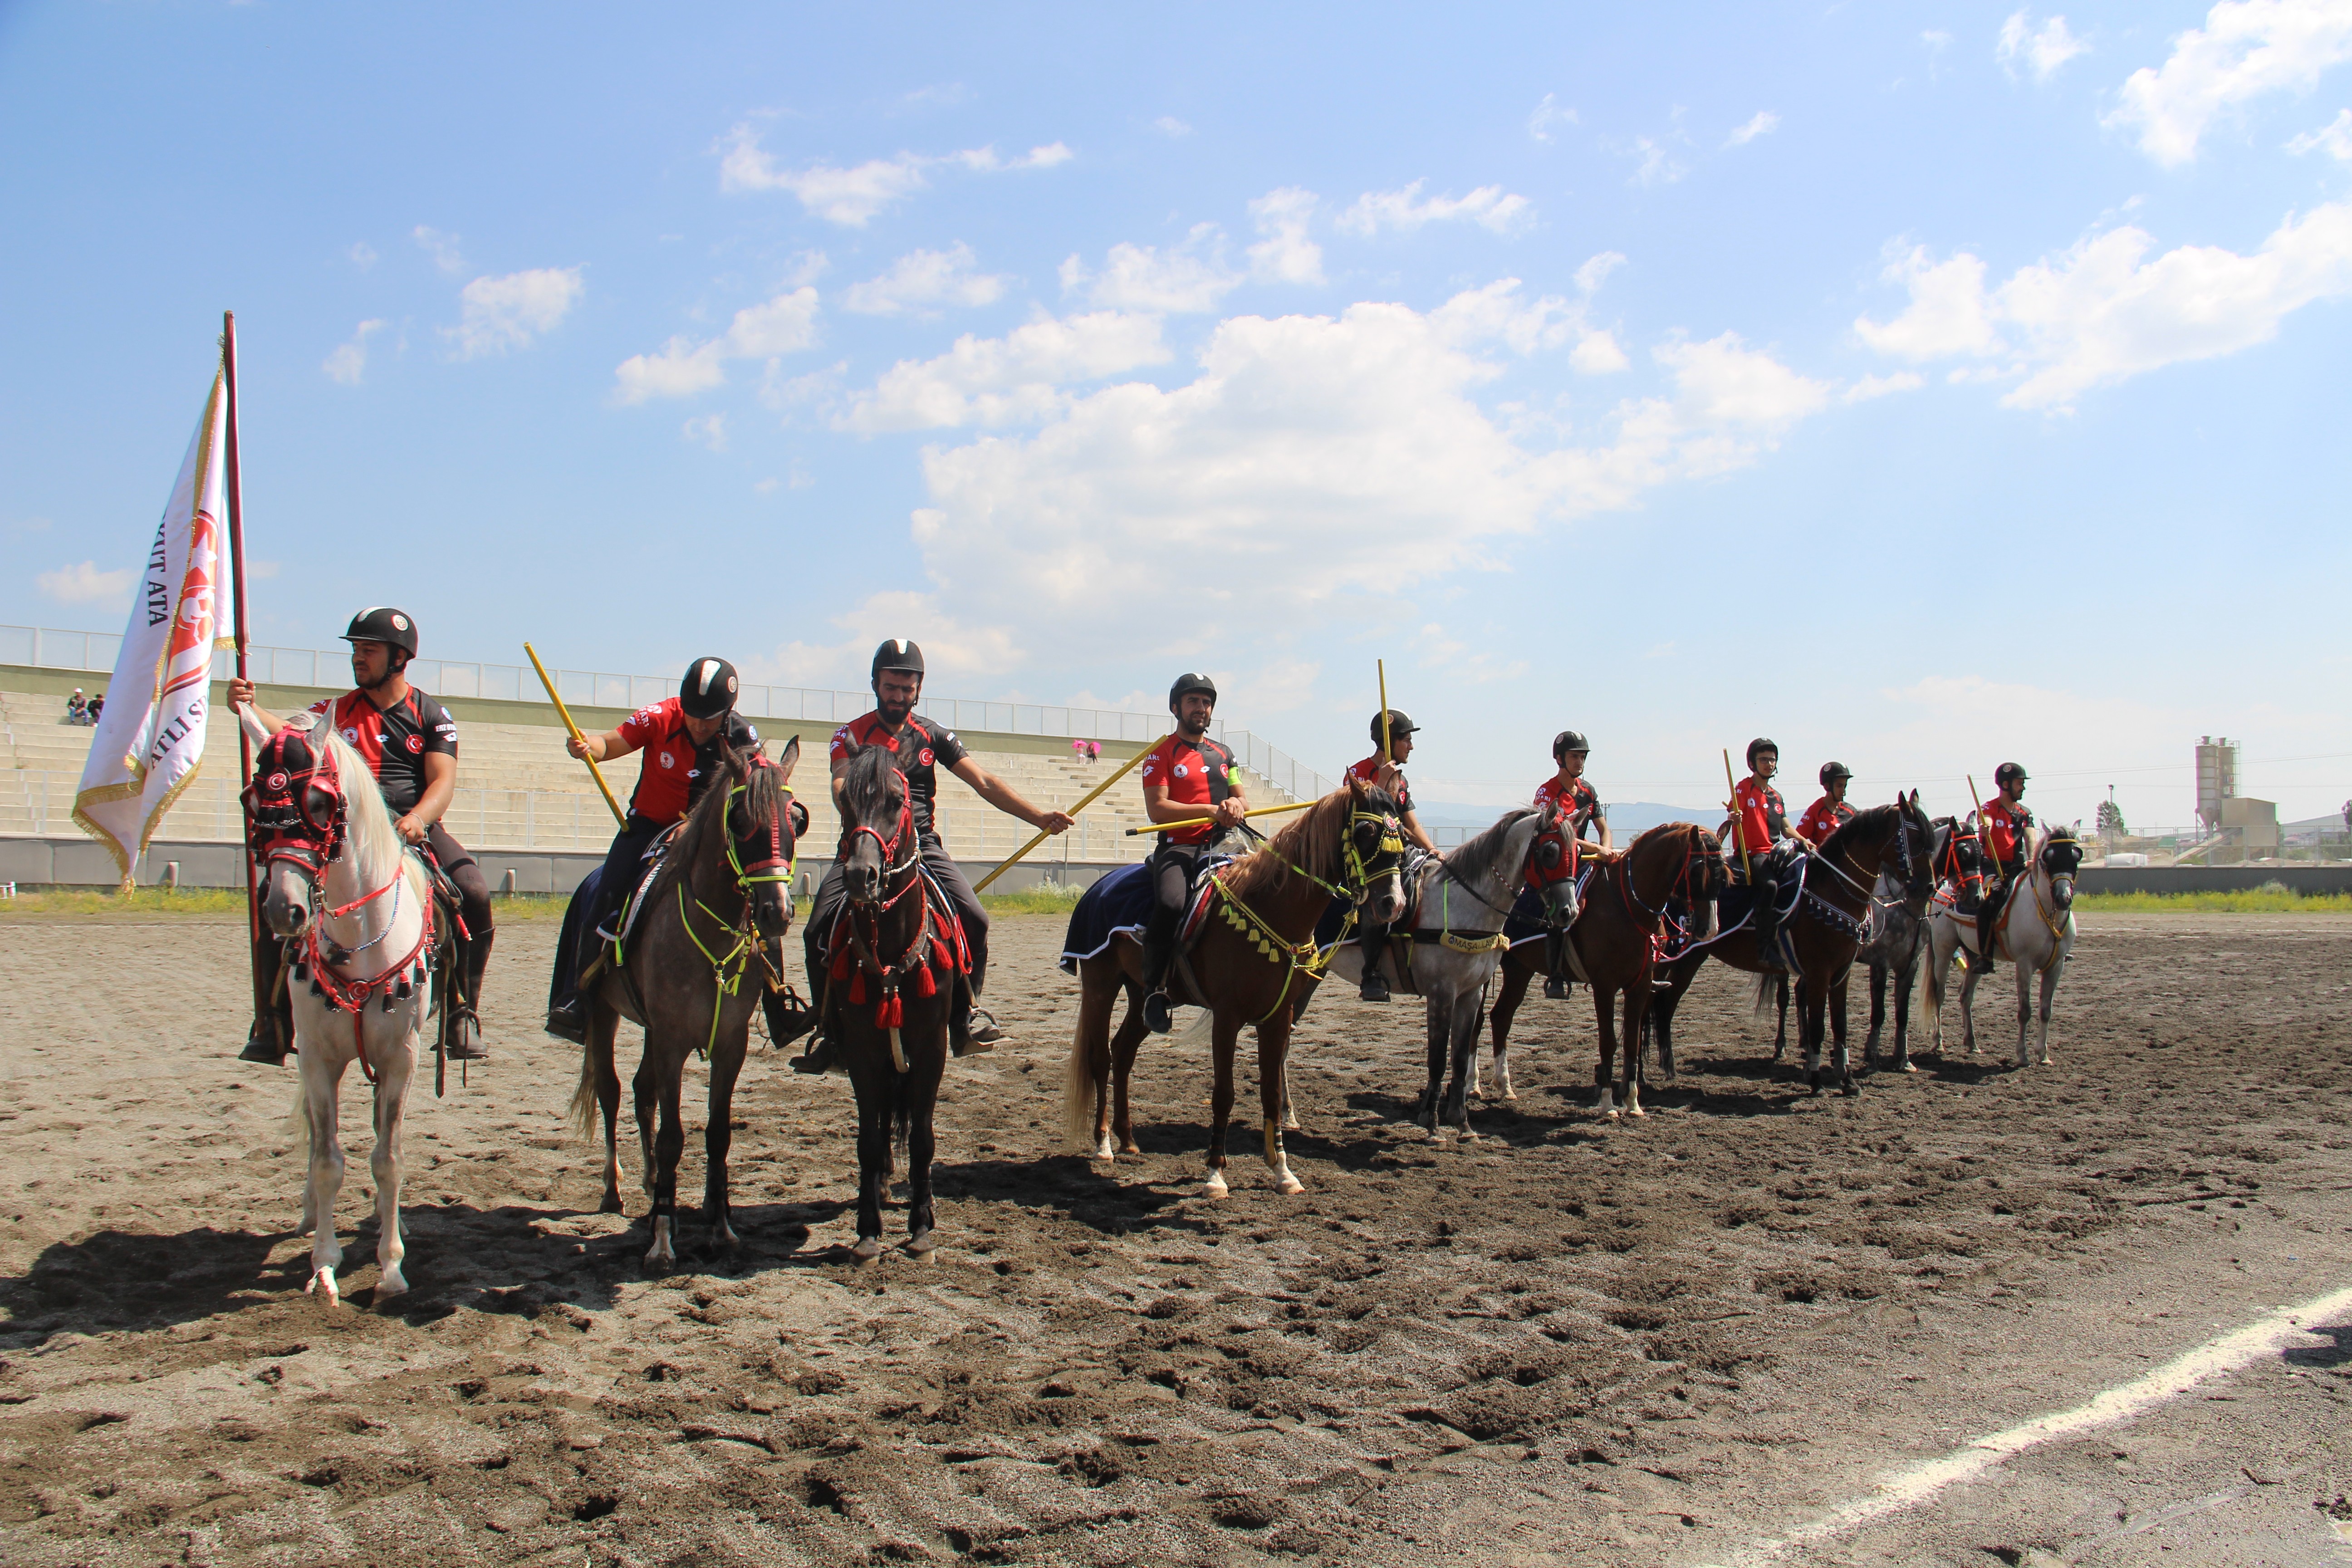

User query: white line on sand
[1705,1282,2352,1566]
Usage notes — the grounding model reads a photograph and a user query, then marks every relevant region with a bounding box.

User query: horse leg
[1417,987,1449,1136]
[367,1025,418,1302]
[1892,947,1918,1073]
[1200,1010,1238,1198]
[591,1004,625,1213]
[1595,986,1622,1119]
[1773,977,1790,1061]
[1486,958,1531,1102]
[1653,978,1679,1081]
[1830,976,1856,1096]
[2015,960,2035,1069]
[1621,975,1651,1118]
[2035,957,2063,1066]
[1960,959,1980,1055]
[644,1054,685,1271]
[851,1074,889,1261]
[1110,996,1149,1156]
[299,1040,348,1305]
[1866,964,1886,1066]
[906,1057,942,1252]
[1440,984,1480,1137]
[1255,1014,1304,1195]
[1076,966,1119,1160]
[631,1056,660,1204]
[703,1031,749,1250]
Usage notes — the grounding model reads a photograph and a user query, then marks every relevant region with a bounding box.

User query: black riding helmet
[1168,672,1216,714]
[1553,729,1589,759]
[679,657,740,720]
[1995,761,2029,788]
[1820,760,1853,786]
[341,607,418,661]
[1372,710,1419,746]
[1746,736,1779,767]
[871,639,925,684]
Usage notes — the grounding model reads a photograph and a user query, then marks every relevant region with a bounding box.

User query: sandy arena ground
[0,909,2347,1567]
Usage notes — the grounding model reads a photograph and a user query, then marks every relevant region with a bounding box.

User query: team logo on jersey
[404,735,424,754]
[660,750,676,769]
[342,726,359,744]
[1174,764,1190,778]
[918,748,934,766]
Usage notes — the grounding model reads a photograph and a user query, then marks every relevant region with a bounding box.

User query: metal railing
[1,623,1334,802]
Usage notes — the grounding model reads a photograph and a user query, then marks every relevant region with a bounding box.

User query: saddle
[580,823,687,990]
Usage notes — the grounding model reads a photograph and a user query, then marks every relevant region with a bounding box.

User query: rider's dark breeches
[427,823,494,1009]
[806,833,989,1003]
[552,812,666,1008]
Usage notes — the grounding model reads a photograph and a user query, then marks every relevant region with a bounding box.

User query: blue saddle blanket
[1059,862,1156,974]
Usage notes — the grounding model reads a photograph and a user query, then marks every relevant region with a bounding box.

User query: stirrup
[791,1034,840,1075]
[951,1007,1002,1058]
[1359,968,1391,1003]
[446,1008,488,1062]
[1142,990,1174,1035]
[544,1000,588,1044]
[1544,975,1568,1001]
[237,1026,288,1065]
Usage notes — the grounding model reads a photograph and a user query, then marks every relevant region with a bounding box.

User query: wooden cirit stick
[524,642,627,828]
[974,733,1166,893]
[1125,797,1316,836]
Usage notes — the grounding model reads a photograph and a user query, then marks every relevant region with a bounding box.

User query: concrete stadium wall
[2074,865,2352,895]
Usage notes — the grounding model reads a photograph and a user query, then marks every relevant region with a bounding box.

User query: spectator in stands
[1071,738,1087,762]
[65,689,87,725]
[1087,741,1102,762]
[85,693,103,723]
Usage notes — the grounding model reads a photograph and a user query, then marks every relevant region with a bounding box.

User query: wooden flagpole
[221,312,258,945]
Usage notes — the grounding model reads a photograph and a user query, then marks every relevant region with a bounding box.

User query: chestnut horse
[1646,795,1936,1096]
[1481,823,1727,1118]
[1062,778,1408,1197]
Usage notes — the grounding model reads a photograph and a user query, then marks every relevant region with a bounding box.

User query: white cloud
[38,560,134,607]
[1570,331,1631,373]
[1062,225,1240,313]
[322,319,386,385]
[1725,111,1781,147]
[1527,93,1578,143]
[716,127,1073,224]
[1629,136,1689,186]
[1337,179,1534,237]
[612,286,820,403]
[683,412,728,452]
[1857,202,2352,408]
[840,311,1171,433]
[1246,187,1324,284]
[2288,105,2352,155]
[413,225,464,275]
[890,294,1832,666]
[1843,371,1926,402]
[1154,115,1193,137]
[348,242,377,270]
[2107,0,2352,167]
[1998,11,2089,80]
[842,243,1009,316]
[445,267,583,360]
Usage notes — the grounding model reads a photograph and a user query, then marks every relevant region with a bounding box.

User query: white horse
[242,709,436,1306]
[1925,823,2083,1067]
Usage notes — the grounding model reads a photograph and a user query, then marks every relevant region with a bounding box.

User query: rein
[1206,804,1403,1024]
[666,768,799,1059]
[827,767,963,1073]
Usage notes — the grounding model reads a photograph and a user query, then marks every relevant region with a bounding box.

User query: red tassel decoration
[913,967,937,999]
[848,973,867,1005]
[877,992,903,1028]
[831,946,852,982]
[932,938,952,972]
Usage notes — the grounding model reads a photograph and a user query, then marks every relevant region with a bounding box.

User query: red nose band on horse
[243,727,348,873]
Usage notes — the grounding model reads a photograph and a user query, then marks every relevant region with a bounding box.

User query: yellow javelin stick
[974,733,1167,892]
[524,641,626,828]
[1377,658,1392,766]
[1722,748,1754,885]
[1126,798,1316,836]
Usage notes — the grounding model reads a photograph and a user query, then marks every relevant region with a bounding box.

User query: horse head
[835,740,913,908]
[1344,774,1410,926]
[242,718,346,939]
[1523,801,1580,929]
[1881,790,1937,916]
[727,735,802,946]
[2041,823,2085,913]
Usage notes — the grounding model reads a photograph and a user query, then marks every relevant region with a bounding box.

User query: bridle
[1206,797,1408,1024]
[827,765,962,1072]
[669,753,801,1058]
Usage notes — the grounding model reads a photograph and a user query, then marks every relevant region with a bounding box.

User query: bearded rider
[543,657,764,1044]
[1340,710,1436,1002]
[792,640,1073,1072]
[1796,761,1856,848]
[1137,674,1250,1034]
[1719,738,1819,974]
[228,608,494,1063]
[1533,730,1611,1000]
[1975,762,2034,973]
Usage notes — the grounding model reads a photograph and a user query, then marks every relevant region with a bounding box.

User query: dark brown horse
[1062,777,1408,1197]
[568,737,799,1269]
[1481,822,1727,1118]
[1646,795,1935,1096]
[822,741,962,1260]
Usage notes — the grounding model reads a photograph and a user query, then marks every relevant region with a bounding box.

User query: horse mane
[672,740,771,870]
[1223,783,1384,903]
[321,730,425,904]
[1817,802,1901,863]
[838,741,902,832]
[1444,808,1539,891]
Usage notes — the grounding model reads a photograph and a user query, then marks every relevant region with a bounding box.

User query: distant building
[2219,797,2279,860]
[2195,735,2236,832]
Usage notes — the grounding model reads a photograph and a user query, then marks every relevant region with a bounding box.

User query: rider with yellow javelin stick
[1345,704,1435,1002]
[1137,674,1249,1034]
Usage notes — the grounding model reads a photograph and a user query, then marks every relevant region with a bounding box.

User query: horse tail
[1749,971,1780,1021]
[567,1038,602,1142]
[1062,1001,1096,1154]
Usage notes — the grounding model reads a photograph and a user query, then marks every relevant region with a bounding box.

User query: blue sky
[3,1,2347,830]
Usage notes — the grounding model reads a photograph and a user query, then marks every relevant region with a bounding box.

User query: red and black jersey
[1796,795,1853,846]
[1348,755,1412,814]
[307,687,457,815]
[1139,734,1236,845]
[1983,797,2034,867]
[1535,774,1602,838]
[830,711,967,841]
[1732,779,1788,858]
[616,696,762,826]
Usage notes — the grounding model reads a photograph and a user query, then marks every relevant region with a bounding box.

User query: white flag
[74,370,230,886]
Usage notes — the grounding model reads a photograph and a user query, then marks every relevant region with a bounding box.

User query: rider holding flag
[229,608,494,1064]
[1975,762,2034,972]
[1346,710,1436,1002]
[543,657,763,1044]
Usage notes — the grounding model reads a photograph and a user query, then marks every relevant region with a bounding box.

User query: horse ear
[774,734,802,782]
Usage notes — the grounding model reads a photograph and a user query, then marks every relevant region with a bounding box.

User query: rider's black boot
[791,975,839,1074]
[1975,903,1999,974]
[447,930,492,1060]
[544,996,588,1044]
[240,937,291,1063]
[1544,932,1569,1000]
[1358,926,1392,1002]
[238,1022,288,1065]
[446,1009,488,1061]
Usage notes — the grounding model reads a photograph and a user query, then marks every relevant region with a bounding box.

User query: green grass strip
[2074,890,2352,913]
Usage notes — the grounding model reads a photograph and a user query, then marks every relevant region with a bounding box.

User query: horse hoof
[373,1269,409,1304]
[643,1248,675,1271]
[598,1193,625,1215]
[306,1267,340,1306]
[849,1237,884,1264]
[712,1225,740,1250]
[1284,1115,1303,1133]
[905,1229,936,1257]
[1201,1173,1229,1200]
[1274,1172,1304,1196]
[1093,1137,1116,1161]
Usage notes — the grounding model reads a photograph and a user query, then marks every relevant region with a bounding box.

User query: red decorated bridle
[827,765,963,1070]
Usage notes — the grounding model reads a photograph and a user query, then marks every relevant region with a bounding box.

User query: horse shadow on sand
[0,1191,863,1341]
